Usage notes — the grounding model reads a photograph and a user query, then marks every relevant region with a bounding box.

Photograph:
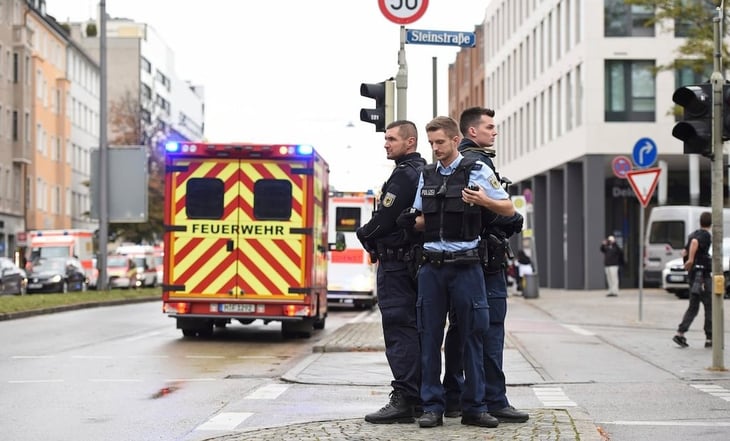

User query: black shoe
[490,405,529,423]
[673,335,689,348]
[418,411,443,428]
[413,404,423,418]
[364,390,415,424]
[606,293,618,297]
[461,411,499,428]
[705,339,712,348]
[444,407,461,418]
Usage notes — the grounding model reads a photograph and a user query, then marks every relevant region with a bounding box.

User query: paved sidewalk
[205,291,606,441]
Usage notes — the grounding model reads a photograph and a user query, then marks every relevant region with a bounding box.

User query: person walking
[356,120,426,424]
[401,116,514,430]
[600,235,624,297]
[515,249,534,294]
[673,211,713,348]
[441,106,529,424]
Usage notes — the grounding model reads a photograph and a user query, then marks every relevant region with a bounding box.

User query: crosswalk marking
[532,386,577,407]
[245,383,290,400]
[691,383,730,401]
[195,412,254,431]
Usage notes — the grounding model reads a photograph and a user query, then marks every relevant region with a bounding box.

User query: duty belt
[422,248,481,265]
[376,244,409,262]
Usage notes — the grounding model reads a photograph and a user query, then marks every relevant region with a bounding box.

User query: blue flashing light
[296,144,314,155]
[165,141,180,152]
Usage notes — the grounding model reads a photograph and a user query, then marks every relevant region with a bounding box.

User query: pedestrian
[356,120,426,424]
[399,115,515,429]
[441,106,529,425]
[673,211,712,348]
[515,249,534,293]
[600,235,624,297]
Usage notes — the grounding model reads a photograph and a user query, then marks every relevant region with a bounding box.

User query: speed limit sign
[378,0,429,25]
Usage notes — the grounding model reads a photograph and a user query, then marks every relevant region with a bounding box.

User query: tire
[313,316,326,330]
[181,329,196,337]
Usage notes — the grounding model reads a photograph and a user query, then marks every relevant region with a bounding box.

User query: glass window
[605,60,655,122]
[675,0,715,37]
[649,220,686,249]
[253,179,292,220]
[605,0,654,37]
[335,207,361,232]
[186,178,224,219]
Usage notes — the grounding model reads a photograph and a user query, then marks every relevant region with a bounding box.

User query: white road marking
[245,383,290,400]
[533,386,577,407]
[10,355,54,359]
[164,378,217,382]
[72,355,113,359]
[561,324,595,336]
[89,379,142,383]
[607,421,730,427]
[195,412,254,431]
[7,379,64,384]
[691,383,730,401]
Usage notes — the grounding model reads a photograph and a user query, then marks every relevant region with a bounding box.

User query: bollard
[523,274,539,298]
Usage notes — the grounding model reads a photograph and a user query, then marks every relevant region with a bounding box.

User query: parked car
[26,257,88,294]
[662,237,730,299]
[0,257,27,295]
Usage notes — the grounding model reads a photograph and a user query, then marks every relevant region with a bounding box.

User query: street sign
[626,167,661,207]
[378,0,429,24]
[405,29,476,47]
[632,137,658,169]
[612,155,632,179]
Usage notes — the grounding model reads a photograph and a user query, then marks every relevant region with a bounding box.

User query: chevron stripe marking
[176,238,229,289]
[238,247,284,295]
[191,248,238,294]
[248,239,301,287]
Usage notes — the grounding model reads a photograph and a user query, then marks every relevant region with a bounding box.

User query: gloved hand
[501,213,524,238]
[396,207,421,228]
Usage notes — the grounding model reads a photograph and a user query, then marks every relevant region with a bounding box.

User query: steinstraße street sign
[405,29,476,47]
[612,155,632,179]
[378,0,429,25]
[626,167,661,207]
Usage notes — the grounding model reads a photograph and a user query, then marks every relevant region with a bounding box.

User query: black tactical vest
[420,158,482,243]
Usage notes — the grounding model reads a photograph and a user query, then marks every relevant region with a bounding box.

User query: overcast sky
[47,0,488,191]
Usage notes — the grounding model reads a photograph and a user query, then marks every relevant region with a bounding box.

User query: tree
[106,91,168,244]
[624,0,728,75]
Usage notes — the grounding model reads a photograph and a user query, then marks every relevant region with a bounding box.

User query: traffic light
[671,83,712,157]
[360,79,395,132]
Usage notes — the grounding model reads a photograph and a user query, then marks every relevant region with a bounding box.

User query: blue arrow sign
[405,29,476,47]
[632,137,657,169]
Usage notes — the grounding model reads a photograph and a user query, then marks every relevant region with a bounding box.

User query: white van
[644,205,730,286]
[327,192,378,309]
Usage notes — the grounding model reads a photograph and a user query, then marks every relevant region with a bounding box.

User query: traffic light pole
[396,26,407,120]
[710,11,725,370]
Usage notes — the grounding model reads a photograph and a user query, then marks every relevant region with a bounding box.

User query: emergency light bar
[164,141,314,157]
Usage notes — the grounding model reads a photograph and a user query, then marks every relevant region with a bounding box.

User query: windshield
[31,246,71,261]
[107,256,129,267]
[33,259,66,272]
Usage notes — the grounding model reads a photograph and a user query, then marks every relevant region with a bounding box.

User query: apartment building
[449,0,723,289]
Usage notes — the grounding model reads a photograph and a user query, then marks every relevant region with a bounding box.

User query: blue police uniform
[357,152,425,422]
[412,153,510,418]
[442,138,528,422]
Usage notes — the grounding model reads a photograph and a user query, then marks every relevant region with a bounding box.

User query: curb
[0,296,160,321]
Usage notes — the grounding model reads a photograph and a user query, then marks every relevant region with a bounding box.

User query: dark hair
[459,106,495,137]
[387,120,418,141]
[700,211,712,228]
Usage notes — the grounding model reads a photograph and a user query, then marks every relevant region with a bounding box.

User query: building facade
[448,0,725,289]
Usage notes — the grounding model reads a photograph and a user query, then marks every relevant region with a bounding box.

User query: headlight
[50,274,62,283]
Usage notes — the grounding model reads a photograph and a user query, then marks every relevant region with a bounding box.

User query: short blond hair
[425,116,460,139]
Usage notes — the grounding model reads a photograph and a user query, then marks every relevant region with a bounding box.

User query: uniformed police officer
[403,116,514,429]
[356,120,426,424]
[442,107,530,424]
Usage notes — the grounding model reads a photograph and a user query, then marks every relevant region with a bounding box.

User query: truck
[326,191,378,309]
[26,229,95,282]
[161,141,332,338]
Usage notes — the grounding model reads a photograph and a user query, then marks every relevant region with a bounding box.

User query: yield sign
[626,167,661,207]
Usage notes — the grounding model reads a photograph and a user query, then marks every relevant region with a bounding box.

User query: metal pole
[396,26,407,120]
[97,1,109,291]
[710,8,725,370]
[638,206,644,321]
[432,56,437,117]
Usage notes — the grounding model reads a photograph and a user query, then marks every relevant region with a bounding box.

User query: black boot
[364,390,415,424]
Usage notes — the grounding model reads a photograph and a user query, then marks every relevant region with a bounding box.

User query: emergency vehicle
[327,191,377,309]
[26,229,95,282]
[161,141,332,338]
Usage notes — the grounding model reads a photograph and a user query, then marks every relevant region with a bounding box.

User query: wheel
[181,329,196,337]
[282,320,313,339]
[313,316,326,330]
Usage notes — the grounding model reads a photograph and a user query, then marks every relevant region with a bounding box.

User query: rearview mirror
[328,232,346,251]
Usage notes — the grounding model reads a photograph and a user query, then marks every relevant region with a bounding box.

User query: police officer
[356,120,426,424]
[442,107,530,424]
[403,116,514,429]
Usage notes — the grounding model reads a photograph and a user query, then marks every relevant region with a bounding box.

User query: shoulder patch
[488,174,501,189]
[382,192,396,207]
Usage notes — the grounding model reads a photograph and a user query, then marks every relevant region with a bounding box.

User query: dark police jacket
[357,152,426,252]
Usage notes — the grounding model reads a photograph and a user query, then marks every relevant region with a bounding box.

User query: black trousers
[677,273,712,339]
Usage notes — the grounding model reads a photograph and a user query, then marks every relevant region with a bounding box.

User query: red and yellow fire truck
[161,141,331,338]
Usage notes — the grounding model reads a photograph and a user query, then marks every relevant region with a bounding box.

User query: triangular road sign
[626,167,661,207]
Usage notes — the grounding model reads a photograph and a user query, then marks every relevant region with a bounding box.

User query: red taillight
[282,305,310,317]
[163,302,190,314]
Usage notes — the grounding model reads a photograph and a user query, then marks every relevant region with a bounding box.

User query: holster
[483,233,508,273]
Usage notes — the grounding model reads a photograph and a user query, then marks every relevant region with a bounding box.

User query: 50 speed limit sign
[378,0,429,25]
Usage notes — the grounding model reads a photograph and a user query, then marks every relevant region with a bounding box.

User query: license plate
[668,275,686,282]
[28,283,42,289]
[219,303,255,313]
